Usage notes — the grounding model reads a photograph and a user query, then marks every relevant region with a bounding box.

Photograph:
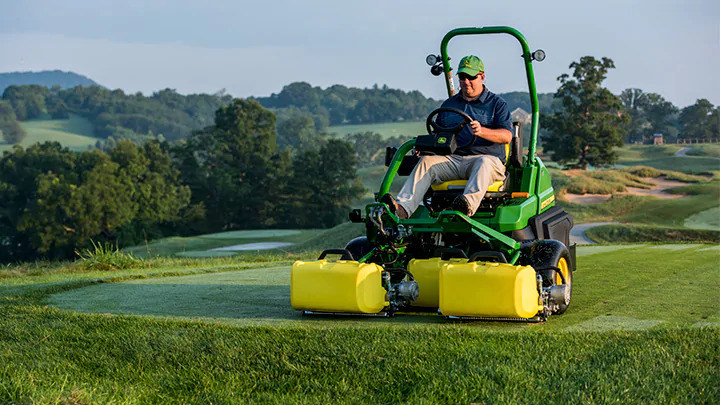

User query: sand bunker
[564,177,687,205]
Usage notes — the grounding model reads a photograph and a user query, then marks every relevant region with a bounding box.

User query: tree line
[0,85,233,145]
[541,56,719,168]
[0,99,363,263]
[2,63,719,261]
[253,82,441,128]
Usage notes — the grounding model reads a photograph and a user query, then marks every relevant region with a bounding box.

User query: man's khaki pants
[396,154,506,216]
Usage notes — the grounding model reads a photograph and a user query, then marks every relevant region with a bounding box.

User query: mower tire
[345,236,372,261]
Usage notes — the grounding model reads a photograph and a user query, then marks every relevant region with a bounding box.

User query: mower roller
[291,26,576,322]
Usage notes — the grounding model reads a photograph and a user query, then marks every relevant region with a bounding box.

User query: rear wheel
[522,240,572,314]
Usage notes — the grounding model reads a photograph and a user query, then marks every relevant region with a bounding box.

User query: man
[382,55,513,218]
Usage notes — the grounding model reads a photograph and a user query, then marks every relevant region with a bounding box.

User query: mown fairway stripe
[48,245,720,330]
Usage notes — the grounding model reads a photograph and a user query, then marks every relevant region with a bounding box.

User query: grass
[355,164,405,206]
[0,244,718,402]
[0,114,100,153]
[619,181,719,226]
[684,206,720,230]
[288,222,364,254]
[74,240,145,271]
[328,121,425,140]
[551,166,710,197]
[558,179,719,226]
[615,144,720,173]
[122,228,322,259]
[586,224,720,243]
[684,143,720,158]
[549,161,719,227]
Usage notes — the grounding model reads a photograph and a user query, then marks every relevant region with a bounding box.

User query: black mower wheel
[522,240,572,314]
[344,236,372,261]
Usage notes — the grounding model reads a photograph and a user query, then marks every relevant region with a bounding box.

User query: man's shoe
[451,195,472,216]
[379,193,409,219]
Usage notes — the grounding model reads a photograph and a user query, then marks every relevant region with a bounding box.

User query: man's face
[458,72,485,99]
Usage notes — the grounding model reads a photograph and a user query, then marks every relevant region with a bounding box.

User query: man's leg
[460,155,506,216]
[396,155,461,216]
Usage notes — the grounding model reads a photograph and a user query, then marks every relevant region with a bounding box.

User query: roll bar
[440,26,540,163]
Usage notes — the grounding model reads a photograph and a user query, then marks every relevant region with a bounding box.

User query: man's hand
[469,120,483,137]
[468,120,512,144]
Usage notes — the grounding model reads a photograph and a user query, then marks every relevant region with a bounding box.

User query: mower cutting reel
[290,26,575,322]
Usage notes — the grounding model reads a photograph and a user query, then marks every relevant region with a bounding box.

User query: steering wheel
[425,107,474,136]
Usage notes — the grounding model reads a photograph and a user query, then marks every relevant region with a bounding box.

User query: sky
[1,0,719,108]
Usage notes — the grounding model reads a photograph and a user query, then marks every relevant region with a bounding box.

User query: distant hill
[0,70,100,94]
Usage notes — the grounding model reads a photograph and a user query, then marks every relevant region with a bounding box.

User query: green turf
[559,179,720,226]
[1,310,716,403]
[200,229,302,239]
[615,144,720,173]
[684,206,720,230]
[49,244,720,329]
[1,245,718,402]
[684,143,720,158]
[586,224,720,243]
[175,250,241,257]
[0,114,99,153]
[123,229,320,259]
[328,121,425,140]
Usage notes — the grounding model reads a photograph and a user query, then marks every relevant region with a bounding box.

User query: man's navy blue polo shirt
[437,86,512,162]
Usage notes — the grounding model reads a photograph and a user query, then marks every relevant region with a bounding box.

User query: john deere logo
[463,59,472,67]
[438,137,447,144]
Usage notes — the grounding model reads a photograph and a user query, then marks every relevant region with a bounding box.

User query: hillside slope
[0,70,100,94]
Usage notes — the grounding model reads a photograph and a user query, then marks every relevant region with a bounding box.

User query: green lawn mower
[291,26,575,322]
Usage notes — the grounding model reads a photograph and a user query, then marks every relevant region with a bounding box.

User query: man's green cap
[457,55,484,76]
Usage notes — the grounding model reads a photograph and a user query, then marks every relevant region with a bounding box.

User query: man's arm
[469,121,512,144]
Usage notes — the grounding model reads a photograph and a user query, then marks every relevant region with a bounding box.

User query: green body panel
[535,158,556,214]
[491,197,538,232]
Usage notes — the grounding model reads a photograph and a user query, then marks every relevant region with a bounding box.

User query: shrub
[623,165,663,178]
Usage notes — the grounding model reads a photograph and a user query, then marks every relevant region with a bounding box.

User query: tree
[2,85,49,120]
[178,98,290,231]
[0,100,27,144]
[620,89,678,143]
[619,88,648,143]
[542,56,629,168]
[284,139,365,228]
[346,131,410,167]
[642,92,679,141]
[276,113,322,153]
[679,99,715,141]
[0,142,79,261]
[18,153,136,257]
[710,107,720,140]
[0,140,194,262]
